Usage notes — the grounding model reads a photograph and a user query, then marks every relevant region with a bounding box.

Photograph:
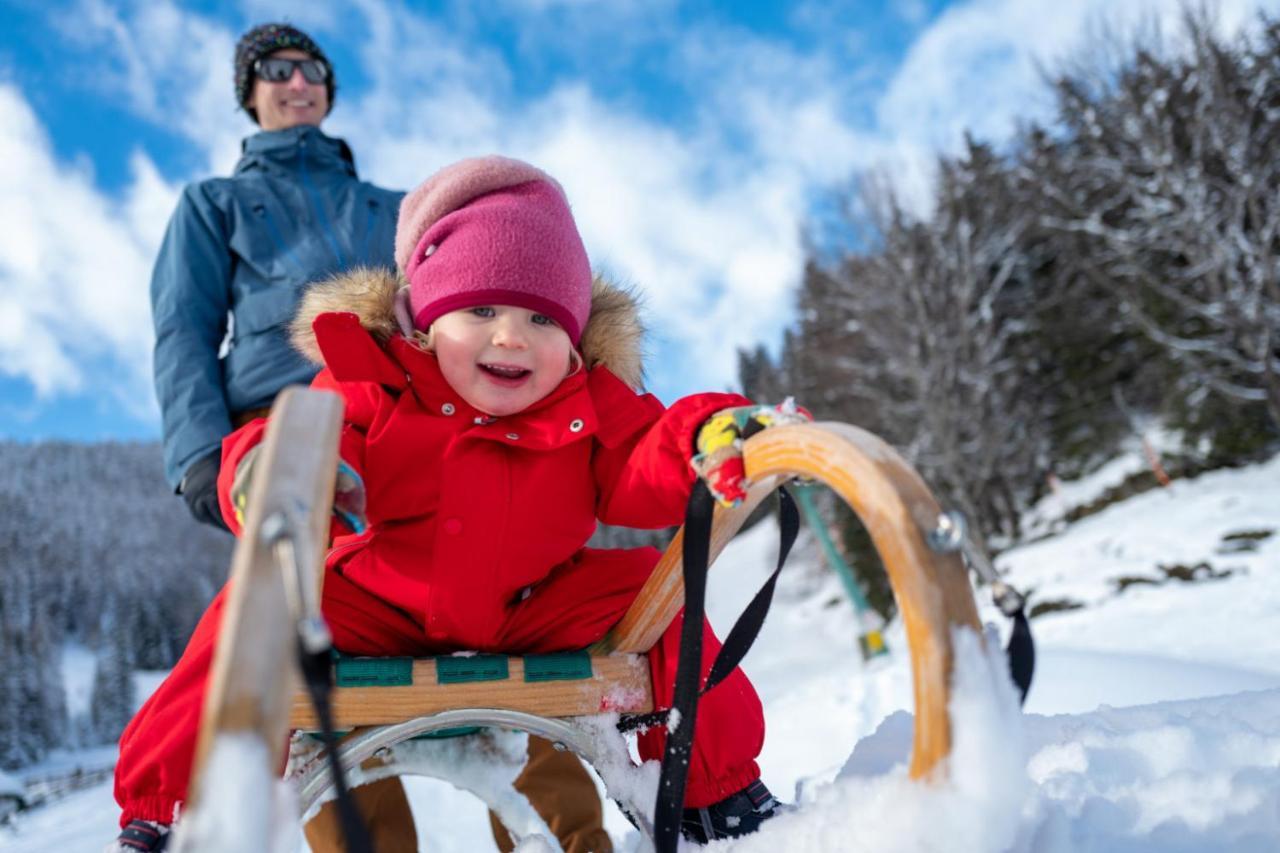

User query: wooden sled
[179,388,982,851]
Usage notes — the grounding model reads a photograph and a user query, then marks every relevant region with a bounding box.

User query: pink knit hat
[394,156,592,344]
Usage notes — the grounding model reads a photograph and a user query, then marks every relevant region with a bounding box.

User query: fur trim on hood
[290,266,646,390]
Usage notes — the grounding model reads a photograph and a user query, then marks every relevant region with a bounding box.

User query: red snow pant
[114,546,765,826]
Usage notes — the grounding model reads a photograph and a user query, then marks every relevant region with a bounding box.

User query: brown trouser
[303,735,612,852]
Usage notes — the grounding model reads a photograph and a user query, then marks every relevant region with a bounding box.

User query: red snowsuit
[114,292,765,826]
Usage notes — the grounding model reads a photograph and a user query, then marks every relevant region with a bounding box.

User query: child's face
[430,305,574,416]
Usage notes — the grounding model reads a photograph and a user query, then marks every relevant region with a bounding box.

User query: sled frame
[187,389,983,851]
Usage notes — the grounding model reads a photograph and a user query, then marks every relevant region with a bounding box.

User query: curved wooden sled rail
[598,421,982,780]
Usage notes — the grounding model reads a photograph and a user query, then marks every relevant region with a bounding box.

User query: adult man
[138,22,610,853]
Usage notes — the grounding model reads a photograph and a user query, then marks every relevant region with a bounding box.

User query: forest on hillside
[0,441,230,769]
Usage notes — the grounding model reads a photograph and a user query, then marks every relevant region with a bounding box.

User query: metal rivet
[569,418,584,432]
[505,432,520,440]
[441,403,455,415]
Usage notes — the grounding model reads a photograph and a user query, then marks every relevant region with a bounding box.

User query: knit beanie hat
[395,156,593,345]
[234,23,336,124]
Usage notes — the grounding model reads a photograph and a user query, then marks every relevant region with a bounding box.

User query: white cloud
[235,0,343,32]
[0,84,177,416]
[56,0,247,174]
[7,0,1280,424]
[896,0,932,27]
[875,0,1280,212]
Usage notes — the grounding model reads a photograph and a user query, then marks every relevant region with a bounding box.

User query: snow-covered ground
[2,449,1278,851]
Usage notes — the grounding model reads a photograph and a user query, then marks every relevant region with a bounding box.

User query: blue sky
[1,0,1277,443]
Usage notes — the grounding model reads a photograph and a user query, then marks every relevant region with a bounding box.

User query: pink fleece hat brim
[395,156,566,274]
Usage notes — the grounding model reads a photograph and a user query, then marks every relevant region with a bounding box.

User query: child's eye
[531,314,557,327]
[470,307,496,318]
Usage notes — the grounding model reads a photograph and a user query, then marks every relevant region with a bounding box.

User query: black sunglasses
[254,57,329,84]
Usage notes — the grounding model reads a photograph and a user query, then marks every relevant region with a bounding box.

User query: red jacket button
[443,518,462,535]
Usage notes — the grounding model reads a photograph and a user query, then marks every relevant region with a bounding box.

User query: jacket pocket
[234,284,301,337]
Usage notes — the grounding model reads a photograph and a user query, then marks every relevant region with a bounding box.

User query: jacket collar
[234,125,357,178]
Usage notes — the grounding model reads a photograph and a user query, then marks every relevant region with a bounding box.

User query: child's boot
[105,819,170,852]
[680,779,783,844]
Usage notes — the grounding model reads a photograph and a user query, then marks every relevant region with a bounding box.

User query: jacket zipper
[325,534,369,568]
[298,146,347,270]
[360,200,378,265]
[256,204,307,279]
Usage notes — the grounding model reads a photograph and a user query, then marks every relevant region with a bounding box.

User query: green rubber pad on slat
[436,655,510,684]
[523,651,593,682]
[335,656,413,687]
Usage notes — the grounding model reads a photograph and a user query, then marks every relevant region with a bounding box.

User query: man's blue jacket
[151,126,404,490]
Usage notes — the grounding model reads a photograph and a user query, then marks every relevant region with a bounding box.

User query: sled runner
[179,387,986,851]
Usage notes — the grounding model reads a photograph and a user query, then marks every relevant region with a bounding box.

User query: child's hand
[229,445,261,528]
[333,459,368,535]
[332,458,368,532]
[691,398,812,507]
[230,449,368,535]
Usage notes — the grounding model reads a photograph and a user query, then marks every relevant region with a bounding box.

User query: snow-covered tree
[0,441,230,767]
[1033,12,1280,440]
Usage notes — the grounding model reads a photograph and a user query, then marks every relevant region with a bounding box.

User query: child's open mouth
[479,363,531,385]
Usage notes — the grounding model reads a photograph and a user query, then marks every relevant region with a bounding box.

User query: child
[111,156,790,850]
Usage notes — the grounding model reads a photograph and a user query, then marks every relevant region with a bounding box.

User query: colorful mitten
[230,448,368,535]
[332,459,368,535]
[691,398,812,507]
[229,445,261,528]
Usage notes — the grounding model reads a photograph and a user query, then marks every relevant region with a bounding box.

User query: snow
[1021,427,1184,538]
[993,453,1280,674]
[60,643,97,724]
[1,453,1278,851]
[0,772,19,801]
[301,729,559,845]
[171,734,295,853]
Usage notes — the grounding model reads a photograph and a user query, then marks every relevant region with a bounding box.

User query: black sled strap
[1003,598,1035,705]
[651,483,800,853]
[298,645,374,853]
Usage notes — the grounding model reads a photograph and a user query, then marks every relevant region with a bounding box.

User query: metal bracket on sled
[261,508,332,655]
[926,510,1025,617]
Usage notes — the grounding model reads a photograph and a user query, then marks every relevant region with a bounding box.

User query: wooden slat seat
[289,651,653,730]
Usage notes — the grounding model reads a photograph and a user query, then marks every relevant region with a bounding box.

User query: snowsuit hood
[289,265,647,391]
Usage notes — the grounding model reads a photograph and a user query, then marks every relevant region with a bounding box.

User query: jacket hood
[290,266,647,390]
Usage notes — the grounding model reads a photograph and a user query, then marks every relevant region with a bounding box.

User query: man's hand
[181,451,230,532]
[691,399,812,508]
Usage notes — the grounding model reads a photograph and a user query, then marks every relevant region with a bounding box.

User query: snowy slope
[1,453,1277,852]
